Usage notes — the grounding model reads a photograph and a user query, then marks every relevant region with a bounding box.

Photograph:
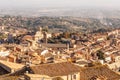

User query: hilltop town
[0,19,119,80]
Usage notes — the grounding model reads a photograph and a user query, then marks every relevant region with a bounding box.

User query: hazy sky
[0,0,120,9]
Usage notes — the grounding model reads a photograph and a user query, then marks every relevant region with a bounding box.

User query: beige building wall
[25,75,52,80]
[30,77,52,80]
[25,72,80,80]
[60,72,80,80]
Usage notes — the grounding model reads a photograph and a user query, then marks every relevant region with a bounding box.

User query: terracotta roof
[0,75,19,80]
[0,60,24,72]
[41,43,67,48]
[22,35,33,40]
[80,65,120,80]
[30,62,80,77]
[0,57,7,61]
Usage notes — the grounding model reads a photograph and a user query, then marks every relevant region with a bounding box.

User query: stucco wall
[25,72,80,80]
[60,72,80,80]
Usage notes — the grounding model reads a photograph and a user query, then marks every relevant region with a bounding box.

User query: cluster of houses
[0,26,119,80]
[0,60,120,80]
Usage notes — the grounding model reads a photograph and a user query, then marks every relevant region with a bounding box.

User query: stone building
[12,62,80,80]
[35,27,44,42]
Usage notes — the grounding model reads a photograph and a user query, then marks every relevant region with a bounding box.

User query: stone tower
[43,31,47,44]
[35,27,43,42]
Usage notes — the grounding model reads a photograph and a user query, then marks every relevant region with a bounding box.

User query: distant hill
[0,16,120,33]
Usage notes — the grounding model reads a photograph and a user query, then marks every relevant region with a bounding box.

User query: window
[73,75,76,79]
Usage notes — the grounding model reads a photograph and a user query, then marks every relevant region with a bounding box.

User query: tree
[63,32,70,38]
[96,50,105,60]
[42,26,49,32]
